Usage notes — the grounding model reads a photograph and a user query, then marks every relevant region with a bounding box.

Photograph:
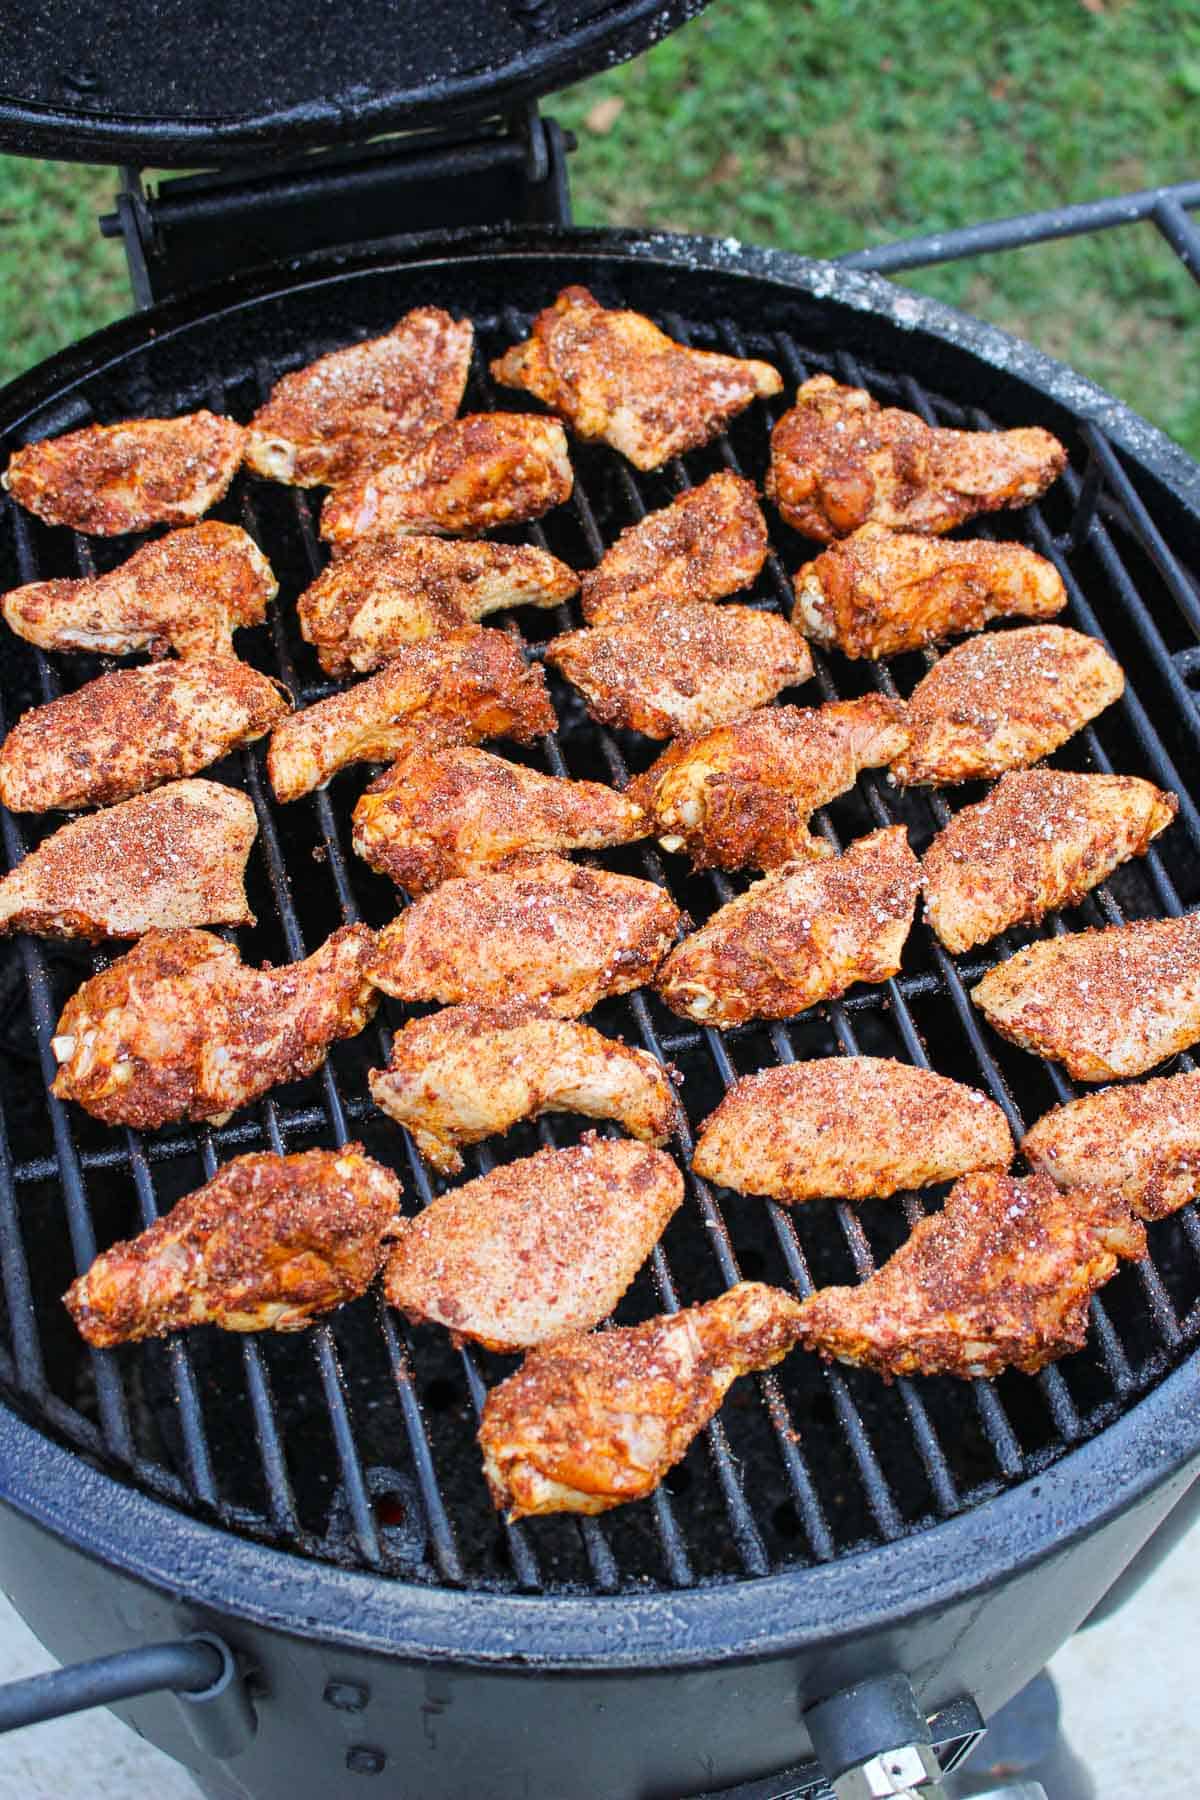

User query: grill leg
[946,1673,1094,1800]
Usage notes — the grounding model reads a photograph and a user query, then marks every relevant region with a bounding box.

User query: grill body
[2,226,1200,1797]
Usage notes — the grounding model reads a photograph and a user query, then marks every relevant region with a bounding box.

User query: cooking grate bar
[0,1084,44,1397]
[1152,196,1200,284]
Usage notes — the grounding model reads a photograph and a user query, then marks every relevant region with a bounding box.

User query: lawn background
[1,0,1197,451]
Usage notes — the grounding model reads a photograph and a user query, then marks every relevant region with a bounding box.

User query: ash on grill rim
[1,236,1199,1611]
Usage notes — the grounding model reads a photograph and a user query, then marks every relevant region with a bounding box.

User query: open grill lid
[0,0,708,165]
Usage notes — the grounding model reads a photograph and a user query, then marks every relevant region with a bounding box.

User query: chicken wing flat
[385,1135,682,1352]
[973,913,1200,1081]
[491,287,783,471]
[0,779,256,940]
[924,770,1176,955]
[479,1281,806,1518]
[693,1057,1012,1203]
[3,412,246,535]
[793,524,1066,661]
[579,473,768,624]
[794,1170,1145,1380]
[267,625,554,802]
[65,1145,401,1347]
[891,625,1125,787]
[368,853,682,1016]
[297,536,578,677]
[51,925,377,1129]
[1023,1070,1200,1222]
[626,695,908,871]
[369,1003,679,1174]
[319,414,573,549]
[245,308,472,487]
[656,824,920,1028]
[0,522,276,662]
[351,746,647,894]
[546,602,812,740]
[0,656,289,813]
[766,375,1067,542]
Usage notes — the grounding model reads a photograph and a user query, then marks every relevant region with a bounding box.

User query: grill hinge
[99,102,574,308]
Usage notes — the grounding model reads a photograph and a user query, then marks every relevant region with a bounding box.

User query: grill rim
[2,221,1200,1666]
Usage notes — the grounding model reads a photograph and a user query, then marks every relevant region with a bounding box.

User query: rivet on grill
[346,1746,387,1776]
[324,1679,370,1713]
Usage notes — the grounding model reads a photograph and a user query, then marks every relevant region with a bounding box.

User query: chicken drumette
[0,779,257,940]
[890,625,1126,787]
[368,853,682,1016]
[491,286,782,471]
[656,824,921,1028]
[923,770,1176,954]
[973,912,1200,1081]
[385,1135,682,1352]
[297,536,578,677]
[693,1057,1012,1203]
[766,375,1067,542]
[245,308,472,486]
[267,625,554,802]
[479,1281,806,1518]
[351,746,647,893]
[792,524,1066,660]
[0,522,276,661]
[794,1170,1145,1380]
[65,1146,402,1347]
[4,412,246,535]
[1023,1070,1200,1222]
[320,414,573,549]
[580,473,769,623]
[546,601,812,739]
[369,1003,679,1173]
[51,925,378,1128]
[626,694,908,870]
[0,656,289,813]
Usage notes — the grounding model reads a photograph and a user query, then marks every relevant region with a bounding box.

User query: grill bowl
[1,224,1199,1798]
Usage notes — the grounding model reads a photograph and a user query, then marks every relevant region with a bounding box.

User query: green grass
[1,0,1198,450]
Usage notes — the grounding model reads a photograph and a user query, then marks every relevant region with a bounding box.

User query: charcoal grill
[1,10,1200,1799]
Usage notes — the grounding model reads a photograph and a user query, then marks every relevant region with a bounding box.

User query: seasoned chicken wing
[0,522,276,662]
[1024,1070,1200,1222]
[65,1145,401,1346]
[491,286,782,471]
[794,1170,1145,1380]
[627,695,908,871]
[479,1281,806,1518]
[368,853,682,1016]
[297,535,578,677]
[267,625,554,801]
[546,602,812,740]
[0,656,289,813]
[0,779,256,940]
[385,1135,682,1351]
[693,1058,1012,1202]
[580,473,768,623]
[369,1003,679,1173]
[793,523,1066,660]
[766,375,1067,542]
[973,912,1200,1081]
[320,414,573,549]
[924,770,1176,954]
[245,308,472,486]
[656,824,920,1028]
[351,746,646,894]
[891,625,1126,786]
[4,412,245,535]
[51,925,377,1128]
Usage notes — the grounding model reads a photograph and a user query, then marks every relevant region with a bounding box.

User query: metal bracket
[100,102,574,308]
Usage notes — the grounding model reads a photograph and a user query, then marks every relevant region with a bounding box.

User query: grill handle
[0,1631,256,1760]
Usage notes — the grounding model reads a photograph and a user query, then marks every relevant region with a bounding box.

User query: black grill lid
[0,0,708,165]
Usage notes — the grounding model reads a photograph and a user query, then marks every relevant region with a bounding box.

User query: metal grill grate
[2,276,1200,1598]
